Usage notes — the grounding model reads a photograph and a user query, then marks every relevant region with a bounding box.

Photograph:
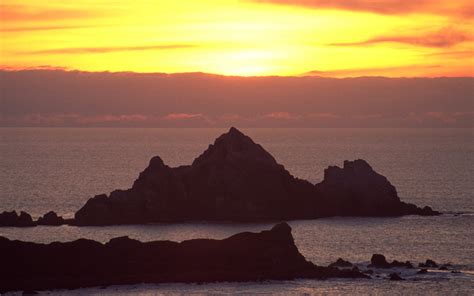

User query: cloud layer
[1,70,472,128]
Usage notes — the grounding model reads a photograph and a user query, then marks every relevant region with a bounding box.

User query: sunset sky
[1,0,473,77]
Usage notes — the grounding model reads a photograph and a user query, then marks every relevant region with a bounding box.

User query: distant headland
[0,127,439,227]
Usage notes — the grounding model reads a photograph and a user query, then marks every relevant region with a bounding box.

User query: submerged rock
[439,264,451,270]
[0,223,368,293]
[389,273,404,281]
[73,127,438,225]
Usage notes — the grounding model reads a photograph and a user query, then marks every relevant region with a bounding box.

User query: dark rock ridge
[0,223,367,293]
[73,127,438,225]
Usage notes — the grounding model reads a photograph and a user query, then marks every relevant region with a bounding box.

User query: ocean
[1,128,473,295]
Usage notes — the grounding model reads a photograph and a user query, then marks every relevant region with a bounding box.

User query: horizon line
[1,67,473,80]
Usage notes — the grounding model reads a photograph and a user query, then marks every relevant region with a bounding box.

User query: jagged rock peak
[324,159,377,180]
[149,155,166,167]
[270,222,292,236]
[344,159,373,170]
[192,127,278,166]
[134,155,170,182]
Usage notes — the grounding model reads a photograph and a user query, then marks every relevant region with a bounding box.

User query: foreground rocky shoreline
[0,223,367,293]
[0,222,458,293]
[0,128,439,227]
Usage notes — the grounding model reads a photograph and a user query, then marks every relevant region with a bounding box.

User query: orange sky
[1,0,473,77]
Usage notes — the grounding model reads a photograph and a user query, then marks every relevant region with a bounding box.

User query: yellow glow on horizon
[0,0,472,77]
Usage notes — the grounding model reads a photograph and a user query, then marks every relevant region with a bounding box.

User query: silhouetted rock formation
[0,223,367,293]
[315,160,435,216]
[37,211,66,226]
[0,211,35,227]
[0,211,71,227]
[369,254,413,268]
[74,127,439,225]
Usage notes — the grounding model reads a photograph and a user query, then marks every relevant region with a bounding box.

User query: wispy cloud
[305,64,442,77]
[0,65,70,71]
[425,50,474,58]
[407,111,472,125]
[250,0,474,17]
[23,44,197,55]
[163,113,204,120]
[78,114,148,124]
[263,112,300,120]
[1,24,107,33]
[0,4,100,22]
[308,113,341,119]
[330,28,471,48]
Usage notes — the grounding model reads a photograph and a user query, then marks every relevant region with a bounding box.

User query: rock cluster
[0,211,70,227]
[0,211,34,227]
[0,223,367,293]
[369,254,413,268]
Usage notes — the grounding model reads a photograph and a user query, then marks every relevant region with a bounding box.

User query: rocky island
[0,127,438,227]
[74,127,438,225]
[0,223,367,293]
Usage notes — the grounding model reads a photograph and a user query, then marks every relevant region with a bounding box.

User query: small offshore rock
[370,254,389,267]
[417,269,428,274]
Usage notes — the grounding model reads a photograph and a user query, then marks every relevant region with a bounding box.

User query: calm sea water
[1,128,473,295]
